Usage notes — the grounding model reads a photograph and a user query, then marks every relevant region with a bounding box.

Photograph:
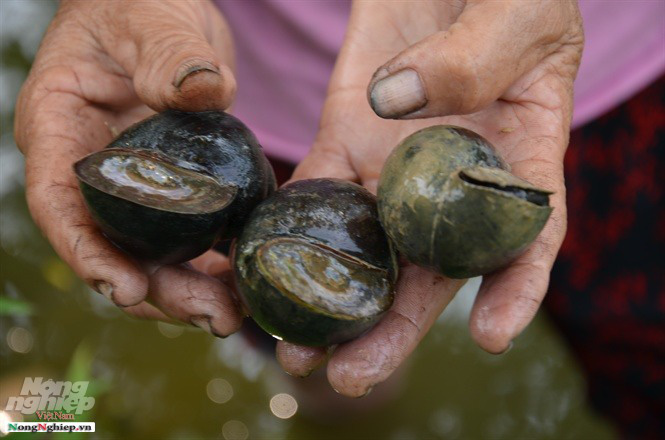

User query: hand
[278,0,583,397]
[14,0,242,335]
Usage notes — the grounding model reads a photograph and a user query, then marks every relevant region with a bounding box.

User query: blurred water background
[0,1,617,439]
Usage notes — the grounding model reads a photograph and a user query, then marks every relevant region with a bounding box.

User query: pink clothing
[574,0,665,128]
[215,0,665,163]
[217,1,349,163]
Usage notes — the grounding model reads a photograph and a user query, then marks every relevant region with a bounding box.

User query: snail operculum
[256,236,393,320]
[455,166,552,207]
[75,148,238,214]
[73,110,275,264]
[233,178,397,346]
[428,166,553,278]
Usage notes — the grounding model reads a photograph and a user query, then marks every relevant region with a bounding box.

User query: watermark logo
[4,378,95,416]
[5,422,95,433]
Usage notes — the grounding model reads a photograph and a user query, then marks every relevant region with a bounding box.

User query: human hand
[278,0,583,397]
[14,0,243,335]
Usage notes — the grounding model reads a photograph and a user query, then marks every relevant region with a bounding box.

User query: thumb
[111,1,236,112]
[135,57,236,113]
[368,0,577,119]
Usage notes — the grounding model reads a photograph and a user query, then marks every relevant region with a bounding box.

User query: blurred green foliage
[0,296,33,317]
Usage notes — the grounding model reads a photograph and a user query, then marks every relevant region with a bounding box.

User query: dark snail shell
[377,125,552,279]
[233,178,397,346]
[74,110,276,264]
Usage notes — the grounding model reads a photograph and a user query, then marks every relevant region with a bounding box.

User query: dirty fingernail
[369,69,426,119]
[94,280,114,302]
[174,61,220,89]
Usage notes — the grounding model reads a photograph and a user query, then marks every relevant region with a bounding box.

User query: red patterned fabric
[546,77,665,439]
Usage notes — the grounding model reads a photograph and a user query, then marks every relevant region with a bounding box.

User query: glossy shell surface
[74,110,276,264]
[233,178,397,346]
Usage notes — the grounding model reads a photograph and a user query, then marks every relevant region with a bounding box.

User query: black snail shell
[233,178,398,346]
[74,110,276,264]
[377,125,552,279]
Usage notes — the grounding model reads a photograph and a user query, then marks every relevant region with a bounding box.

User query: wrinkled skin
[14,0,242,334]
[15,0,583,398]
[281,0,583,397]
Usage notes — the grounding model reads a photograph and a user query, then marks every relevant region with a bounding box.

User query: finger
[189,250,231,278]
[290,146,358,184]
[189,251,236,299]
[122,301,173,321]
[368,0,578,119]
[148,264,243,338]
[276,342,327,378]
[27,172,148,307]
[469,152,567,353]
[22,90,148,307]
[326,266,465,397]
[103,0,236,112]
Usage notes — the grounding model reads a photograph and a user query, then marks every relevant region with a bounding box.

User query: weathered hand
[278,0,583,397]
[14,0,242,335]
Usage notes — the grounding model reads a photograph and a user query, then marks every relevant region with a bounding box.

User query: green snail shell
[233,178,397,346]
[74,110,276,264]
[377,125,552,279]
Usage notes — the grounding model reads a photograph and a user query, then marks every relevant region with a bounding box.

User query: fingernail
[210,329,228,339]
[191,315,227,338]
[191,315,213,334]
[357,386,374,398]
[498,341,514,355]
[283,367,313,378]
[298,367,315,379]
[94,280,114,302]
[369,69,427,119]
[174,61,220,89]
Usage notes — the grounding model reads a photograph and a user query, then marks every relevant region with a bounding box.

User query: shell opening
[256,237,393,319]
[75,149,236,214]
[459,169,550,207]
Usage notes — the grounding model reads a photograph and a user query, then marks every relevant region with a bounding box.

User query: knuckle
[31,65,79,94]
[443,46,484,113]
[387,309,421,336]
[15,66,75,151]
[134,32,216,107]
[140,32,212,73]
[69,225,105,262]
